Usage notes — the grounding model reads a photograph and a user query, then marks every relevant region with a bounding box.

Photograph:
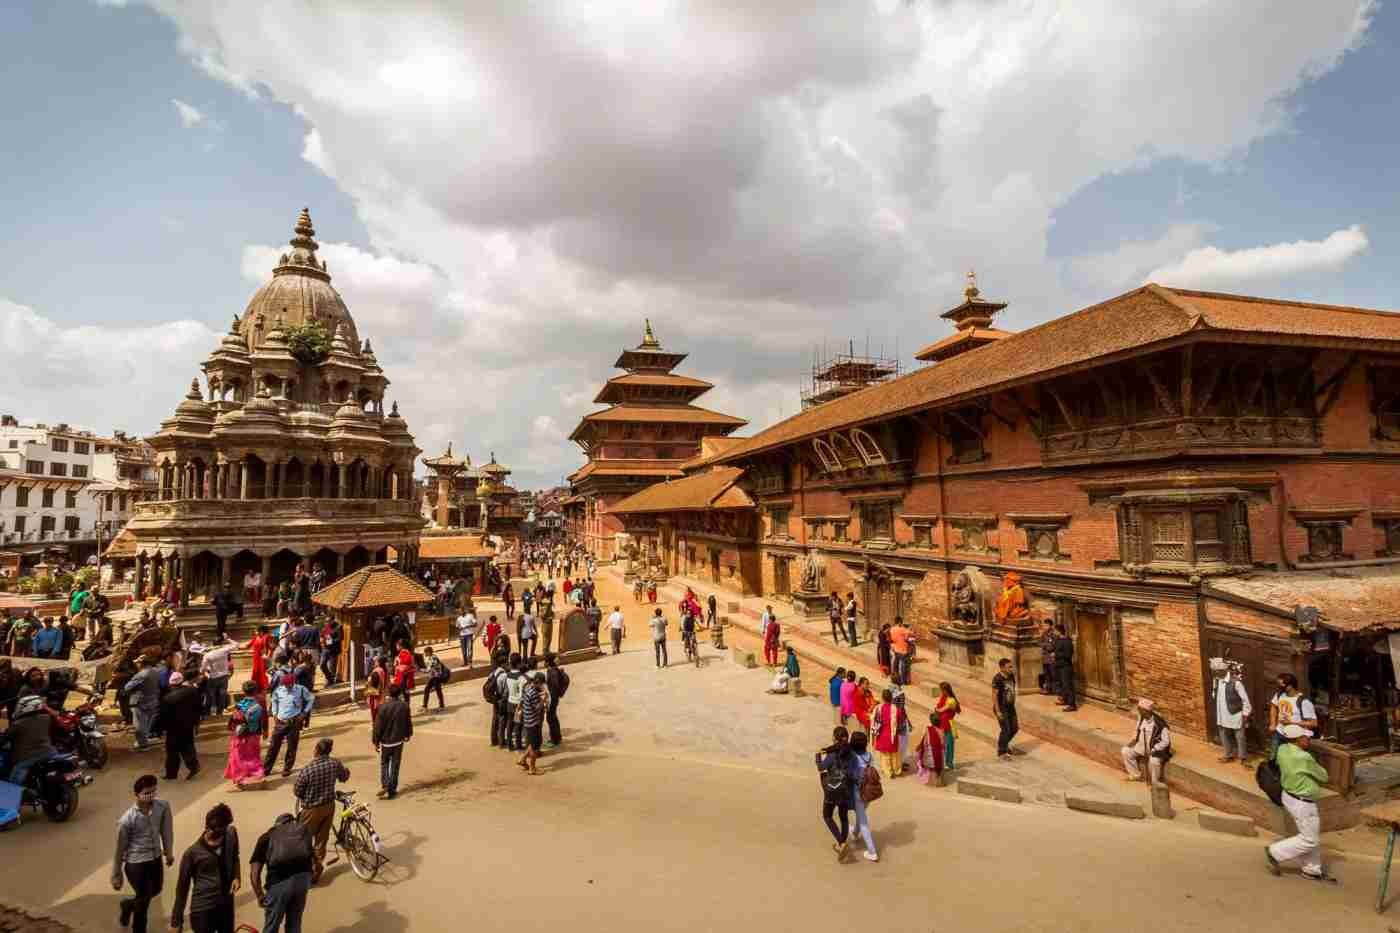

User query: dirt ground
[5,568,1393,932]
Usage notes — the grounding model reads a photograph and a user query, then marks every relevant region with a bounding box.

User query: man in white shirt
[1121,699,1172,784]
[607,606,626,656]
[200,634,237,716]
[1270,673,1318,756]
[1212,660,1253,765]
[649,609,668,669]
[242,570,257,607]
[457,609,479,668]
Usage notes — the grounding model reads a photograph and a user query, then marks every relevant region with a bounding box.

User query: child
[914,711,945,784]
[828,667,847,725]
[422,646,448,712]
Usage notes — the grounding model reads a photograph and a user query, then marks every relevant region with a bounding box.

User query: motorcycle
[0,738,91,823]
[51,702,109,771]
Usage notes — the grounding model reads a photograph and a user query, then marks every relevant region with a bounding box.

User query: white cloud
[107,1,1377,485]
[0,298,218,434]
[1146,225,1369,290]
[171,98,206,128]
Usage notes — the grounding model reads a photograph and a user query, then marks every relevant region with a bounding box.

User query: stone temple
[121,209,425,601]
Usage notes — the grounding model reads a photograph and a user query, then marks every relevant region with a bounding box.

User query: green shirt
[1276,743,1329,801]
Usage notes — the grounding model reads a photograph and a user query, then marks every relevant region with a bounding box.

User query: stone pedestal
[935,622,984,673]
[984,615,1043,693]
[790,590,830,620]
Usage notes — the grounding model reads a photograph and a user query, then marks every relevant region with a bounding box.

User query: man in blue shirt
[262,673,314,778]
[31,618,62,659]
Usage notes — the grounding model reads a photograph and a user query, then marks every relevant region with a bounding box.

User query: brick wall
[1121,599,1207,737]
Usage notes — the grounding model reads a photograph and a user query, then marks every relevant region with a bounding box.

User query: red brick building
[609,282,1400,773]
[567,322,745,561]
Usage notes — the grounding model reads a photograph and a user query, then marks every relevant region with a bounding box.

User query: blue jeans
[460,636,474,667]
[380,744,404,797]
[8,752,51,786]
[262,871,310,933]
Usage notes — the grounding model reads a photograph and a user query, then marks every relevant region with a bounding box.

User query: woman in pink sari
[914,711,945,784]
[223,680,266,788]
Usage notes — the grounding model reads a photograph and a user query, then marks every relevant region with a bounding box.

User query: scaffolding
[800,340,901,410]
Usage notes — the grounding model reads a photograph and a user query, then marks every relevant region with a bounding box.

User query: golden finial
[640,318,659,349]
[964,269,980,301]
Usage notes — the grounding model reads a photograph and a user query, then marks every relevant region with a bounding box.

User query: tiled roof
[577,405,747,425]
[569,459,685,482]
[104,527,136,559]
[679,436,747,472]
[913,327,1013,362]
[610,467,752,514]
[715,284,1400,464]
[1207,566,1400,633]
[598,373,713,389]
[311,564,434,611]
[408,535,496,561]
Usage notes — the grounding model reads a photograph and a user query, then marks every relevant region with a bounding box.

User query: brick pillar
[220,556,232,588]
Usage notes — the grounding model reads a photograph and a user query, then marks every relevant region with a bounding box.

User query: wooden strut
[1003,391,1044,438]
[1316,352,1360,417]
[1193,358,1225,417]
[945,408,986,439]
[976,398,1016,431]
[1045,386,1079,431]
[1142,364,1180,417]
[913,411,951,440]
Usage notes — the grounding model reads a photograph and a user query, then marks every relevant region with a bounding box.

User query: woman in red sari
[853,677,874,734]
[365,655,389,723]
[393,639,416,691]
[245,624,273,692]
[872,688,907,777]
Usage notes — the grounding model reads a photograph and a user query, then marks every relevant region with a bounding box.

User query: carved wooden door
[880,580,898,630]
[774,558,790,596]
[1072,608,1114,699]
[710,549,720,582]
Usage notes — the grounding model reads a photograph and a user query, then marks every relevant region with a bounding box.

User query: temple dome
[238,208,359,352]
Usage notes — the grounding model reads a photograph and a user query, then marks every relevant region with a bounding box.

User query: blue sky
[0,1,1395,489]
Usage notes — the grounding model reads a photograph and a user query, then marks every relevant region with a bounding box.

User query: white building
[0,416,157,563]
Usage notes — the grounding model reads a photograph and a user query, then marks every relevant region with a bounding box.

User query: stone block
[1065,796,1146,820]
[956,779,1022,804]
[731,647,757,668]
[1150,784,1174,820]
[1196,810,1256,837]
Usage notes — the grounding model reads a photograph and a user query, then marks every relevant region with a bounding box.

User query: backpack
[554,668,570,698]
[821,755,852,801]
[266,818,313,870]
[1255,757,1284,807]
[483,671,501,704]
[859,760,884,804]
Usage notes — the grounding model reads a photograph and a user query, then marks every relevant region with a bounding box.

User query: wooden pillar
[390,471,399,500]
[220,555,232,588]
[336,552,346,576]
[134,552,146,599]
[260,554,272,593]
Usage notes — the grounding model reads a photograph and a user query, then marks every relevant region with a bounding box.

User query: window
[833,522,848,543]
[6,440,16,448]
[912,523,933,548]
[13,516,25,533]
[860,501,894,541]
[72,464,88,478]
[119,493,128,511]
[26,460,43,474]
[65,491,77,509]
[812,438,842,472]
[73,441,89,454]
[63,516,80,533]
[49,462,66,476]
[40,515,55,533]
[41,489,55,508]
[15,487,28,507]
[104,493,113,510]
[50,438,68,453]
[1115,491,1252,575]
[946,409,986,463]
[769,507,790,538]
[850,429,887,466]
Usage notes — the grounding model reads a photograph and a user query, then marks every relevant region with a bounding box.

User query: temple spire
[640,318,660,349]
[290,207,318,252]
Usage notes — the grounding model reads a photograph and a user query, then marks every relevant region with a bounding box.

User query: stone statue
[951,570,980,628]
[993,571,1030,628]
[801,551,821,593]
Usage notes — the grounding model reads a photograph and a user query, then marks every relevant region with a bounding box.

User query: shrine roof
[679,436,746,472]
[1206,566,1400,634]
[714,284,1400,463]
[104,528,137,559]
[610,467,751,514]
[913,326,1014,362]
[311,563,434,611]
[402,535,495,562]
[593,372,714,403]
[568,404,746,442]
[568,459,685,482]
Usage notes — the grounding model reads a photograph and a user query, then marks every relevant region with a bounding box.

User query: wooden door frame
[1056,598,1130,707]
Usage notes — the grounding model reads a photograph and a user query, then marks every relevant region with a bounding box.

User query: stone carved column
[260,554,272,592]
[336,552,346,576]
[134,552,146,600]
[220,556,232,588]
[240,460,249,501]
[339,464,349,499]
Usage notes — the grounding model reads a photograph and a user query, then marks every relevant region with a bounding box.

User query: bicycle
[332,790,388,881]
[682,629,701,668]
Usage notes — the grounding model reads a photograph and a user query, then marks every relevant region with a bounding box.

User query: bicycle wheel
[343,816,380,881]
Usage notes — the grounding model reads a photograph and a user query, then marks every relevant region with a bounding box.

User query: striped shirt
[521,683,546,728]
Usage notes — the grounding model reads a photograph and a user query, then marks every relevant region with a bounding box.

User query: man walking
[200,635,236,716]
[250,814,313,933]
[124,654,161,751]
[1053,624,1078,712]
[505,655,526,752]
[607,605,625,655]
[828,592,846,646]
[888,616,913,686]
[649,607,668,668]
[1121,699,1172,783]
[1270,674,1318,757]
[319,618,342,687]
[1266,724,1332,881]
[168,803,239,933]
[421,645,448,712]
[457,605,478,668]
[111,774,173,933]
[161,671,203,780]
[263,672,314,778]
[992,658,1019,759]
[844,592,859,646]
[707,593,717,629]
[540,600,556,654]
[544,653,569,747]
[293,737,349,883]
[1213,660,1252,765]
[210,582,241,642]
[488,655,511,748]
[373,682,413,800]
[816,726,854,861]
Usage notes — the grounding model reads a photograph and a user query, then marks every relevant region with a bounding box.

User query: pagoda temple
[121,209,426,601]
[419,446,526,539]
[567,321,745,559]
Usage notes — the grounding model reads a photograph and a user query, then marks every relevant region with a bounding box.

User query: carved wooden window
[1011,514,1071,562]
[860,502,894,542]
[949,516,997,555]
[912,523,933,548]
[833,521,848,543]
[830,433,864,469]
[850,429,887,466]
[812,438,842,472]
[1372,367,1400,441]
[1303,523,1347,561]
[1115,491,1251,575]
[769,507,791,539]
[1378,518,1400,557]
[945,409,986,464]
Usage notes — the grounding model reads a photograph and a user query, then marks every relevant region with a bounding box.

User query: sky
[1,0,1396,491]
